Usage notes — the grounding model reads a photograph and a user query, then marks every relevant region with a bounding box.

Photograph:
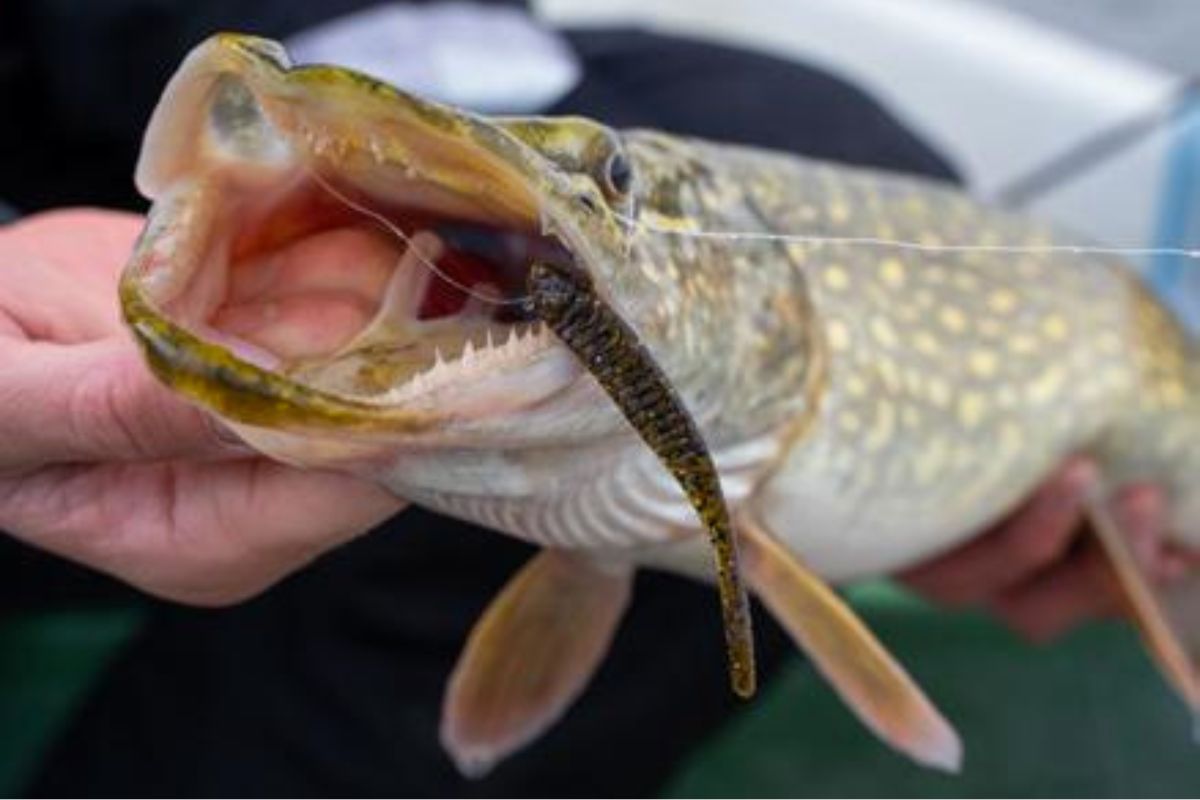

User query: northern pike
[119,34,1200,777]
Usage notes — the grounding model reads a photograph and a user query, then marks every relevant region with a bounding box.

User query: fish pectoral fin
[440,549,633,777]
[1083,489,1200,710]
[739,514,962,773]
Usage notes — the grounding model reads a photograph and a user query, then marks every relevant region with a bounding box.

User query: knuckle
[66,368,140,456]
[1007,506,1078,568]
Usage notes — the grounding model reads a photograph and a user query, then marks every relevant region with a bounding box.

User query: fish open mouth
[172,164,568,400]
[122,40,585,430]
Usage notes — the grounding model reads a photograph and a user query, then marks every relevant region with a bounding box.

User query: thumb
[1,337,235,471]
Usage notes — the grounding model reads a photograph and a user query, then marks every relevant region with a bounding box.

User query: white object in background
[288,2,581,113]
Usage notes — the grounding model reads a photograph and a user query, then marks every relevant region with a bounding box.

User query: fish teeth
[486,328,495,350]
[462,338,476,364]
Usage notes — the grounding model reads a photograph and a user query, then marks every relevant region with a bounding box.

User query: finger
[899,459,1096,606]
[0,337,235,471]
[1111,485,1168,577]
[0,209,144,341]
[3,208,144,282]
[989,543,1118,643]
[0,458,405,606]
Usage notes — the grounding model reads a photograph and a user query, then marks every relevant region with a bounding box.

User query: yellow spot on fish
[1008,333,1039,355]
[903,367,925,394]
[968,349,999,379]
[958,392,987,429]
[829,201,851,224]
[876,357,903,392]
[914,436,948,483]
[840,410,863,433]
[1103,366,1131,391]
[823,266,850,292]
[865,402,897,450]
[988,289,1018,315]
[939,306,967,333]
[1042,315,1070,341]
[999,422,1024,453]
[901,405,922,429]
[927,377,952,408]
[952,272,978,291]
[914,330,941,356]
[785,243,811,264]
[880,258,906,288]
[869,316,900,349]
[1161,380,1187,407]
[1027,366,1066,404]
[826,319,851,352]
[996,385,1019,408]
[845,374,868,398]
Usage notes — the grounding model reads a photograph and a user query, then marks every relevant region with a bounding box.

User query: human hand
[899,458,1194,642]
[0,209,405,605]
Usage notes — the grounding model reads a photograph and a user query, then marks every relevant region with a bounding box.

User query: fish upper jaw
[119,33,648,443]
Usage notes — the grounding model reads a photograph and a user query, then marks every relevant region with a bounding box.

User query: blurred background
[2,0,1199,796]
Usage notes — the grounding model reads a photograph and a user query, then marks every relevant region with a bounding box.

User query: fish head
[120,33,648,471]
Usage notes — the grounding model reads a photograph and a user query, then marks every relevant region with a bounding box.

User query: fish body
[121,35,1199,776]
[380,129,1200,582]
[618,134,1200,581]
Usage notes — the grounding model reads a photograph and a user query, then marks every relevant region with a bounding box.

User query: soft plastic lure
[526,261,756,698]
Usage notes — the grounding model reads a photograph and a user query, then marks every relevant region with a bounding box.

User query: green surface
[3,586,1199,796]
[667,583,1200,797]
[0,610,142,794]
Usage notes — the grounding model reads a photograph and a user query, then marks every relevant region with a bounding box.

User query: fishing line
[310,163,1200,311]
[307,168,529,307]
[609,210,1200,260]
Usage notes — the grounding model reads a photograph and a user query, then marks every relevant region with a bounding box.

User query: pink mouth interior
[146,164,579,393]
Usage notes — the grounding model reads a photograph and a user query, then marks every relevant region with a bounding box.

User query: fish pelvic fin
[440,549,633,778]
[739,514,963,773]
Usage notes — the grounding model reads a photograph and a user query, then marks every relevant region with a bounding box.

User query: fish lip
[119,217,445,434]
[120,33,605,434]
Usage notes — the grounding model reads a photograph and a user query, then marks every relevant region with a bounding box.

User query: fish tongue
[332,230,444,355]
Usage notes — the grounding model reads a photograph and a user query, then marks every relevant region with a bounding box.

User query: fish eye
[603,151,632,197]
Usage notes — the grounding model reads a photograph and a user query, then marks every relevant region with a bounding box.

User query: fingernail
[1061,460,1098,495]
[209,419,254,456]
[1046,460,1097,512]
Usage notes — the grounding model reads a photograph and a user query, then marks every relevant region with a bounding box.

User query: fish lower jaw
[372,321,583,417]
